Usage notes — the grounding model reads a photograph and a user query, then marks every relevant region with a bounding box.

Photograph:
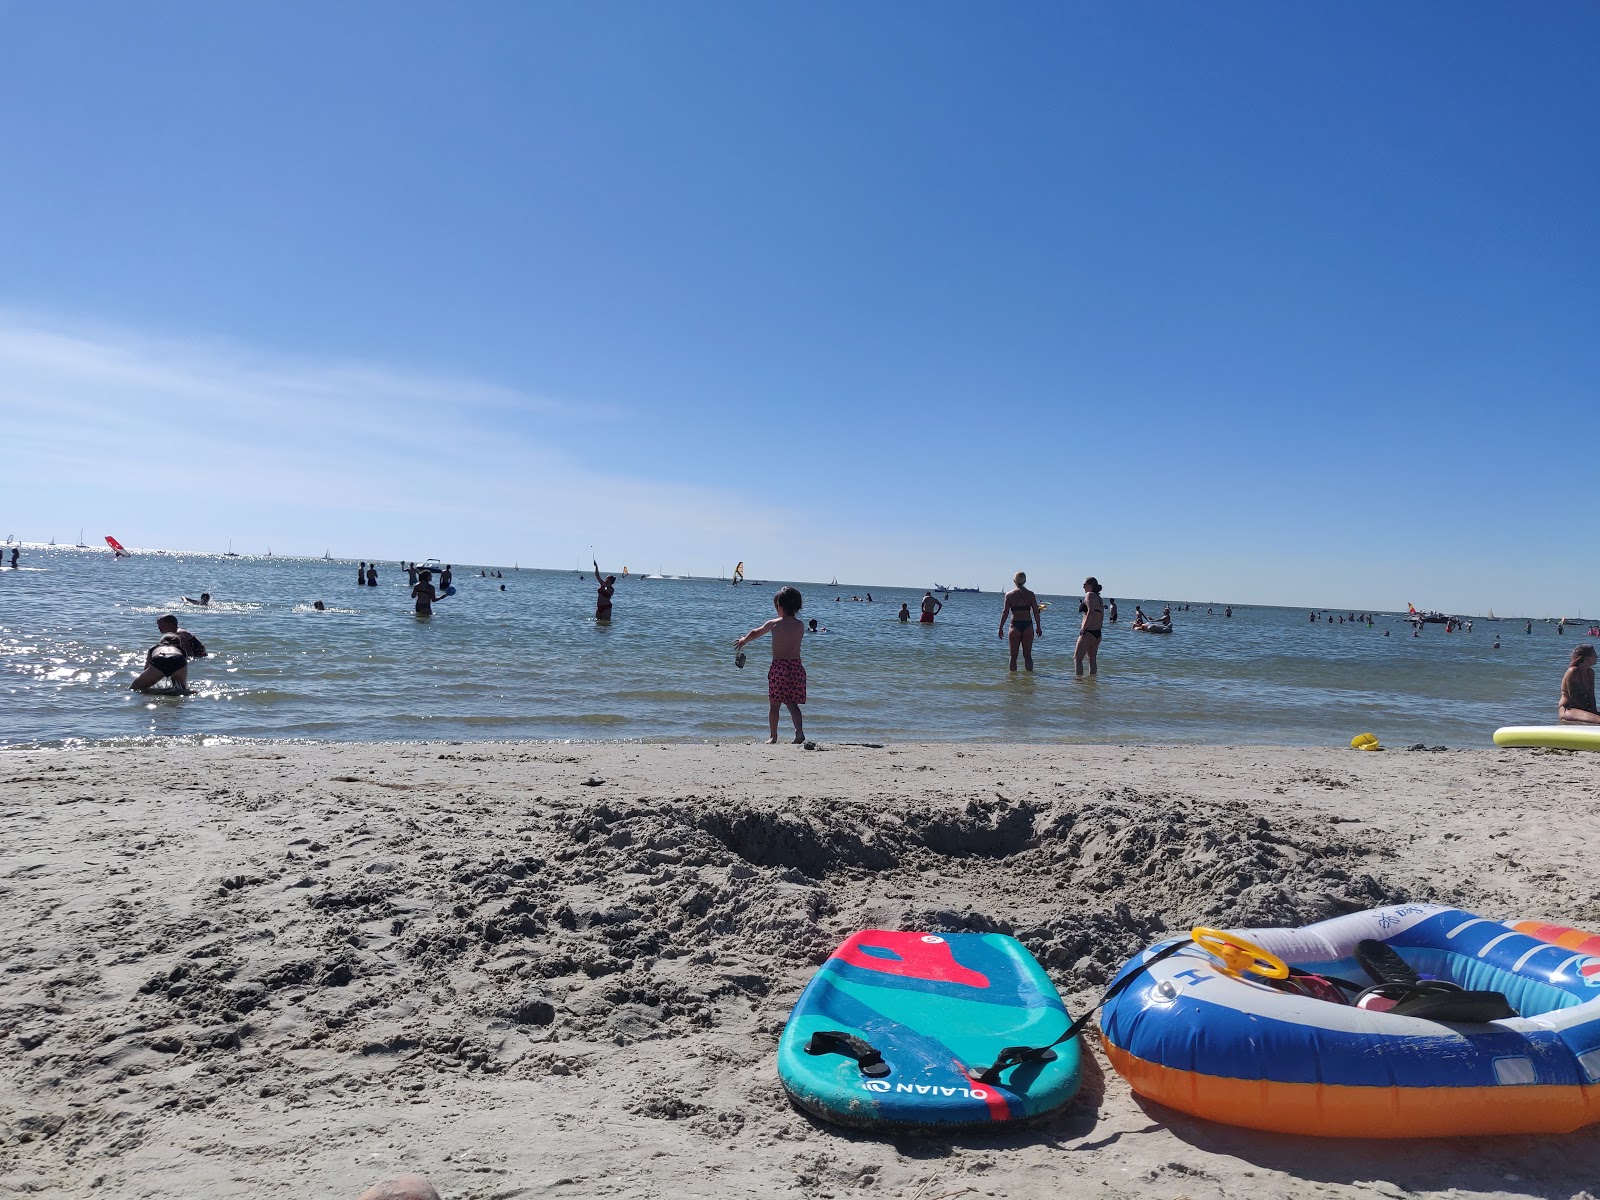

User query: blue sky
[1,3,1595,612]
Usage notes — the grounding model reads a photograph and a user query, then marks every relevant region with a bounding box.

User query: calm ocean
[0,545,1577,749]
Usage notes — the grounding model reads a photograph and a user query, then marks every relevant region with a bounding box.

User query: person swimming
[183,593,211,606]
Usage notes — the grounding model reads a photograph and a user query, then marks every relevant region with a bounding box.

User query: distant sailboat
[224,539,239,558]
[76,529,87,548]
[324,549,331,559]
[265,547,272,557]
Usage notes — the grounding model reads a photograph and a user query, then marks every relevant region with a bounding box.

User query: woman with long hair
[1075,577,1104,677]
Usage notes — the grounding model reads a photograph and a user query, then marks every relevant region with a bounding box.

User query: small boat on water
[934,584,981,593]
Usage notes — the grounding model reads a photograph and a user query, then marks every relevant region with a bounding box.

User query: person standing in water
[407,562,419,586]
[1107,597,1118,623]
[594,560,615,621]
[998,571,1042,672]
[734,586,807,744]
[1558,645,1600,725]
[358,562,367,585]
[366,563,378,587]
[897,602,911,623]
[410,569,439,616]
[1074,576,1104,676]
[919,591,943,623]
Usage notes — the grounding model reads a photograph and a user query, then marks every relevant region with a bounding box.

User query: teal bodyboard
[777,930,1082,1133]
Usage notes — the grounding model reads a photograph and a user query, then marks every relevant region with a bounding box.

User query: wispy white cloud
[0,310,783,566]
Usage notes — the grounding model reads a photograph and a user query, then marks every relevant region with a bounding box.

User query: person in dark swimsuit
[594,560,615,621]
[130,634,189,693]
[1075,576,1105,677]
[998,571,1042,672]
[1558,645,1600,725]
[365,564,377,587]
[411,569,439,616]
[358,562,367,586]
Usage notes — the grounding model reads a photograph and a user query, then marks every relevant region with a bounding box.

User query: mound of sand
[3,742,1596,1198]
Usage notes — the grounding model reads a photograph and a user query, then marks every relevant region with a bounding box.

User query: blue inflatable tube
[1100,904,1600,1137]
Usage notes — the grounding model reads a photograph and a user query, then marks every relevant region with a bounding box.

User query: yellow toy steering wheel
[1191,927,1290,980]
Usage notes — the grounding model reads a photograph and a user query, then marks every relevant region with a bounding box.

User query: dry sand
[2,740,1598,1199]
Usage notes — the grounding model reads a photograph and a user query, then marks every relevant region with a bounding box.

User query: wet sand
[3,741,1597,1199]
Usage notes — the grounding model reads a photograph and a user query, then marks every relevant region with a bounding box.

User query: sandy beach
[3,740,1598,1199]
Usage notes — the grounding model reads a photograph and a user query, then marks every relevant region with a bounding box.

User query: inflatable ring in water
[1100,904,1600,1137]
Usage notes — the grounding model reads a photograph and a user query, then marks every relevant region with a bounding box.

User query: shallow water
[0,546,1579,748]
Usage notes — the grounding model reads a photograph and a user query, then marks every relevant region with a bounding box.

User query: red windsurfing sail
[105,536,130,558]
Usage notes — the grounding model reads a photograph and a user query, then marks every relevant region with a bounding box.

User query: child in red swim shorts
[734,585,807,744]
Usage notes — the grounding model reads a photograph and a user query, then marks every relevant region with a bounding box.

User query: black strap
[973,938,1194,1086]
[1355,938,1420,987]
[805,1029,890,1077]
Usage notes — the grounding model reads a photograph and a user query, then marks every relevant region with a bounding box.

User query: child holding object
[735,586,807,744]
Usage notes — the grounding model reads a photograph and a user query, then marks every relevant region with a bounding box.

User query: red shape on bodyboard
[835,930,990,989]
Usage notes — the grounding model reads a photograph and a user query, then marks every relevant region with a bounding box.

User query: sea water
[0,547,1577,749]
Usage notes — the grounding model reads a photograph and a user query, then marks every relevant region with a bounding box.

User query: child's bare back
[734,586,808,743]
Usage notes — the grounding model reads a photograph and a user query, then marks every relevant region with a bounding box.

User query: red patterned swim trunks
[767,658,807,705]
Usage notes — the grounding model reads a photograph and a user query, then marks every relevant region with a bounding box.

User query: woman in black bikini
[998,571,1042,672]
[129,634,189,693]
[1075,576,1104,677]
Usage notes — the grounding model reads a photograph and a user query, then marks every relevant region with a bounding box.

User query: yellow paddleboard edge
[1492,726,1600,751]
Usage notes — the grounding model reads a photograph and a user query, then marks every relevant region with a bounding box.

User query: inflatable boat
[1100,905,1600,1137]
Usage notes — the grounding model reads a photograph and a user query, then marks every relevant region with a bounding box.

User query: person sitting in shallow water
[1558,645,1600,725]
[130,634,189,693]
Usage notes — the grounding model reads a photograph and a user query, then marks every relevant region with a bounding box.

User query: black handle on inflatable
[973,938,1195,1087]
[805,1029,890,1077]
